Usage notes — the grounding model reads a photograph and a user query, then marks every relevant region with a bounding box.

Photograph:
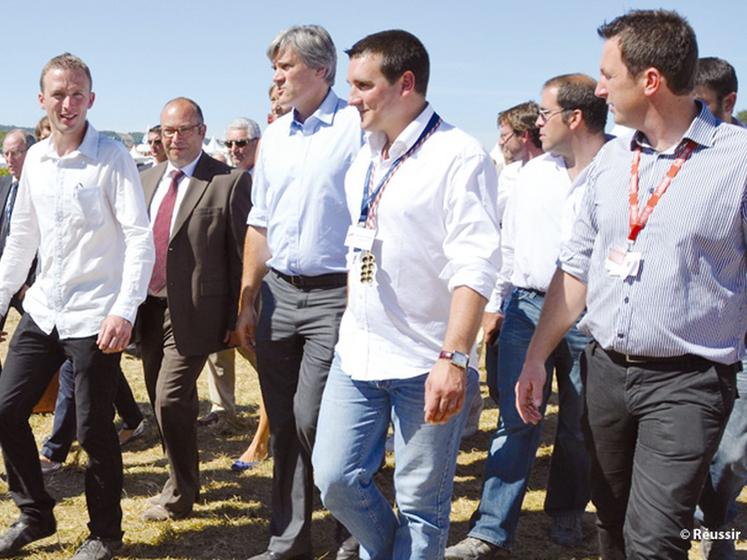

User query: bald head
[160,97,206,167]
[3,129,29,180]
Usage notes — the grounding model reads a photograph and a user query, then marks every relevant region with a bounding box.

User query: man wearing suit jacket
[0,130,34,326]
[137,97,251,521]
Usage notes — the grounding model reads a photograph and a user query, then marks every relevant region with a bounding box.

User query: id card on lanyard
[605,139,697,279]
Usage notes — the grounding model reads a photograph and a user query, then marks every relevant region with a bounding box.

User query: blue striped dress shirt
[560,103,747,364]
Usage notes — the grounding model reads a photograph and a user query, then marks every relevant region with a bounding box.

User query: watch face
[452,351,469,369]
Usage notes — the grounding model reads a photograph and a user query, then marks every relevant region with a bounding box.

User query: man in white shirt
[0,53,154,560]
[236,25,362,560]
[446,74,607,559]
[311,30,500,559]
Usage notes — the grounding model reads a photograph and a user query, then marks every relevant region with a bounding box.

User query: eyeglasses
[224,139,255,148]
[161,123,203,138]
[538,107,567,123]
[148,139,162,145]
[499,131,515,144]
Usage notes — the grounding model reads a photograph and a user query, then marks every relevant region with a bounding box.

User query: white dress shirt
[496,160,523,226]
[336,105,501,381]
[486,152,587,312]
[148,152,201,233]
[0,123,154,337]
[247,89,363,275]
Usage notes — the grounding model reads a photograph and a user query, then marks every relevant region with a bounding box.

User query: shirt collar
[367,103,435,160]
[629,100,717,153]
[166,151,202,179]
[289,89,339,134]
[42,121,100,162]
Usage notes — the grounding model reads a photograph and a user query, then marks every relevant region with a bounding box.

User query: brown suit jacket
[137,153,251,356]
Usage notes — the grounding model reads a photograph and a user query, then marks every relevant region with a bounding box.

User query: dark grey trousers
[256,271,346,557]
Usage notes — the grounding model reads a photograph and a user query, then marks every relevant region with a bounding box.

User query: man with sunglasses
[136,97,251,522]
[147,125,167,165]
[447,73,608,559]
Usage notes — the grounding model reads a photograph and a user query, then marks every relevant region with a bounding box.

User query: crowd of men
[0,8,744,560]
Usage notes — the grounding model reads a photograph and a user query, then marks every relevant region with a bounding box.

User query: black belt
[604,346,717,370]
[516,287,546,297]
[146,295,168,308]
[272,268,347,289]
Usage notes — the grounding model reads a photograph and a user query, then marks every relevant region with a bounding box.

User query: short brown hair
[40,52,92,91]
[498,101,541,149]
[543,74,608,134]
[597,10,697,95]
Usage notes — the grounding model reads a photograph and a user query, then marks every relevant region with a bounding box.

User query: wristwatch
[438,350,469,371]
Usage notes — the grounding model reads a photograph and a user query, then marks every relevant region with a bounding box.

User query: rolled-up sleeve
[108,150,155,322]
[558,160,598,284]
[442,152,501,300]
[247,140,268,228]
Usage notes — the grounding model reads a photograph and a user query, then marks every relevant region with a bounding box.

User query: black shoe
[247,551,310,560]
[0,518,56,557]
[71,537,123,560]
[336,534,360,560]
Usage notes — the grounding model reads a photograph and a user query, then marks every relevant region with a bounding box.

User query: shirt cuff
[447,266,497,301]
[247,207,267,228]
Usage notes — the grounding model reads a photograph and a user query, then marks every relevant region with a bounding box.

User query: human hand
[515,359,546,424]
[97,315,132,354]
[482,311,503,347]
[424,359,466,424]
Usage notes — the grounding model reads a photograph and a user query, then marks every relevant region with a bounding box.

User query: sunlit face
[595,37,644,127]
[272,47,326,111]
[225,128,258,170]
[2,133,27,179]
[160,100,206,168]
[347,53,403,134]
[38,68,95,139]
[147,131,166,163]
[498,122,525,163]
[537,86,571,154]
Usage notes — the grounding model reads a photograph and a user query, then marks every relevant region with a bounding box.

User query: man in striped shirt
[516,10,745,560]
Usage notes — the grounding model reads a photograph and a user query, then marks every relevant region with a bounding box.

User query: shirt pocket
[72,186,104,228]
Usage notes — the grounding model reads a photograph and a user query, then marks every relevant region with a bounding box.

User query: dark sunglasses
[224,139,254,148]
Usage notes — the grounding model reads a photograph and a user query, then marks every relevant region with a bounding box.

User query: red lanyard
[628,139,697,243]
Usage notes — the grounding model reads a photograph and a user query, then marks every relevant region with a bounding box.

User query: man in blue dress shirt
[515,10,746,560]
[236,25,362,560]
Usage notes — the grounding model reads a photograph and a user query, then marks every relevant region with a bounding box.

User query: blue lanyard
[358,112,441,224]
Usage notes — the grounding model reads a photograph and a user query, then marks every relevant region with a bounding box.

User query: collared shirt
[0,123,154,337]
[247,89,363,275]
[336,105,501,381]
[496,160,522,227]
[560,103,747,363]
[148,152,201,233]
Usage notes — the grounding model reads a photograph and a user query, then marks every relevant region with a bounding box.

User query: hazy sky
[3,0,746,149]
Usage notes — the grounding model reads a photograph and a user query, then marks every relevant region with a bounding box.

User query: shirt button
[649,188,655,194]
[617,333,624,339]
[624,297,629,303]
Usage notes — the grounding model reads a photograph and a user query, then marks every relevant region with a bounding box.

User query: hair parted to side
[696,57,738,102]
[597,9,698,95]
[543,73,608,134]
[40,52,93,91]
[345,29,430,95]
[267,25,337,86]
[498,101,541,149]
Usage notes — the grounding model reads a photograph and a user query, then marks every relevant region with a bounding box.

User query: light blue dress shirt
[248,89,363,276]
[560,103,747,364]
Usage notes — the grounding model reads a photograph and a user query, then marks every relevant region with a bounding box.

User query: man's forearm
[525,268,587,363]
[442,285,488,355]
[240,226,270,309]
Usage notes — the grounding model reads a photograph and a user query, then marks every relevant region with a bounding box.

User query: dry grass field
[0,308,744,559]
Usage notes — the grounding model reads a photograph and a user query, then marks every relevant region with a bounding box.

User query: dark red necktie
[149,170,184,293]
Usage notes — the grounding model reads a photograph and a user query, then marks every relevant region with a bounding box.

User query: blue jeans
[469,288,591,548]
[313,355,478,560]
[696,364,747,528]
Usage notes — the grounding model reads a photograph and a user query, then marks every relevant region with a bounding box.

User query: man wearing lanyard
[516,10,746,559]
[311,30,500,558]
[236,25,362,560]
[447,73,608,560]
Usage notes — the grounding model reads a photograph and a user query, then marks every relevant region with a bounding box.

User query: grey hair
[4,128,31,149]
[225,117,261,139]
[266,25,337,86]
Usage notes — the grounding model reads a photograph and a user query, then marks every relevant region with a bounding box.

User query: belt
[146,295,168,308]
[603,347,715,369]
[272,268,347,289]
[516,287,546,297]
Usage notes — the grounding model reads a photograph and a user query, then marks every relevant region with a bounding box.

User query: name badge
[345,224,376,251]
[605,245,641,279]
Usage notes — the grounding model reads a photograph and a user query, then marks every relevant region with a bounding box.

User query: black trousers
[582,342,736,560]
[256,272,346,557]
[0,313,123,539]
